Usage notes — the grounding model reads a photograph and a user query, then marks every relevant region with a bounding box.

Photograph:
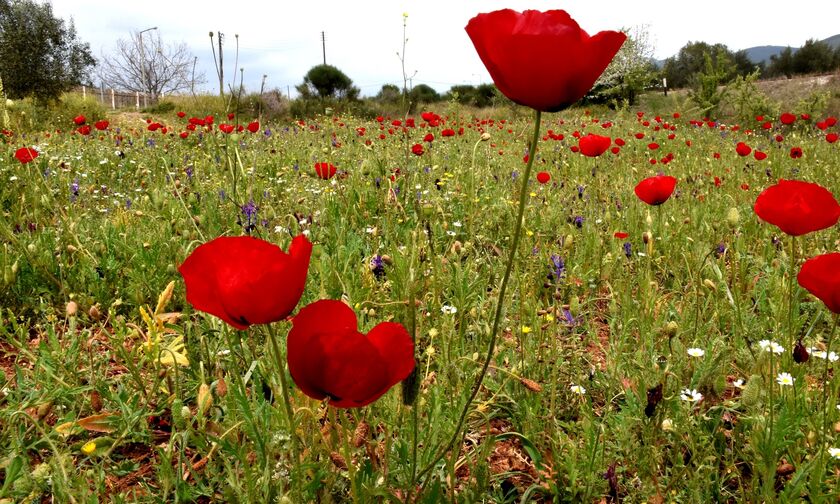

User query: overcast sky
[49,0,840,97]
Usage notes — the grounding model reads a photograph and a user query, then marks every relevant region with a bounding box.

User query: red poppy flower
[648,142,659,150]
[536,171,551,184]
[634,174,677,206]
[634,132,645,139]
[798,253,840,314]
[578,133,611,157]
[754,150,767,161]
[441,128,455,137]
[827,117,838,127]
[780,113,796,125]
[179,235,312,330]
[753,179,840,236]
[775,134,784,142]
[827,133,839,144]
[73,114,86,125]
[287,300,415,408]
[789,146,803,159]
[14,147,38,163]
[714,176,722,187]
[219,124,234,134]
[614,138,625,146]
[177,111,186,118]
[227,113,235,120]
[411,143,424,156]
[735,142,751,157]
[465,9,625,112]
[179,131,189,139]
[77,125,91,135]
[423,133,434,143]
[247,121,260,133]
[94,120,109,131]
[314,162,337,180]
[613,231,628,239]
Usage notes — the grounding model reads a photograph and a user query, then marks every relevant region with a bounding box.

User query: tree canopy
[296,64,359,100]
[0,0,95,101]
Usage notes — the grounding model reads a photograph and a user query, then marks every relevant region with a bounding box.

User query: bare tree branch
[97,31,204,96]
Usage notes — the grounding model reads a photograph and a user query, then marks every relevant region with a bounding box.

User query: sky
[49,0,840,98]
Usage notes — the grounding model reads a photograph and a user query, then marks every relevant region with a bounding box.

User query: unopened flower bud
[480,132,491,141]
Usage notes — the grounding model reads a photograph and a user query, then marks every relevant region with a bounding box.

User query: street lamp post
[138,26,157,107]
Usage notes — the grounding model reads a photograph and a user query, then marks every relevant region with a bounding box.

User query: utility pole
[321,31,326,65]
[138,26,157,107]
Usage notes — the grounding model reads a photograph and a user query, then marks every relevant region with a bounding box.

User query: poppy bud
[642,232,650,245]
[663,321,678,337]
[197,383,213,417]
[66,301,78,317]
[645,383,663,417]
[88,304,101,320]
[793,340,810,363]
[480,133,491,141]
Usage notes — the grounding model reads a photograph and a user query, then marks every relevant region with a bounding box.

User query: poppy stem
[265,324,301,487]
[788,236,797,362]
[415,109,542,485]
[819,314,839,480]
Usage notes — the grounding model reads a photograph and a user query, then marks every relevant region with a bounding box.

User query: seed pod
[66,301,79,317]
[520,378,542,393]
[353,420,370,448]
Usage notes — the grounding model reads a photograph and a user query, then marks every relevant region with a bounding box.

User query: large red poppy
[179,235,312,330]
[465,9,625,112]
[753,179,840,236]
[634,174,677,206]
[287,300,415,408]
[578,134,611,157]
[14,147,38,164]
[798,253,840,314]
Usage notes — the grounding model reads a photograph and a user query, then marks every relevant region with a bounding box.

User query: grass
[1,100,840,502]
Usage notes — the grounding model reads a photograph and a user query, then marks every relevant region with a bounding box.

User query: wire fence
[71,86,159,110]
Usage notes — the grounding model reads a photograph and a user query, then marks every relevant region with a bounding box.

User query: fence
[72,86,159,110]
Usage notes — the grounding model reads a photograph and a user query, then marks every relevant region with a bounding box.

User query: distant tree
[0,0,95,101]
[445,84,477,105]
[662,42,735,89]
[296,64,359,100]
[792,39,836,74]
[767,47,795,78]
[592,25,657,105]
[375,83,401,103]
[409,83,440,104]
[732,50,763,78]
[689,52,731,116]
[98,31,204,98]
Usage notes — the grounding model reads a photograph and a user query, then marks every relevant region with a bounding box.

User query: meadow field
[1,96,840,503]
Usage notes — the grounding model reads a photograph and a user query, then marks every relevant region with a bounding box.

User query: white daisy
[570,384,586,395]
[441,305,458,315]
[776,372,795,387]
[687,347,705,358]
[829,447,840,460]
[680,388,703,402]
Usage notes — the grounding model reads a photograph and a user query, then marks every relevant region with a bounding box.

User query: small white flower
[570,384,586,395]
[687,347,705,358]
[776,372,795,387]
[441,305,458,315]
[810,348,828,359]
[452,221,462,228]
[680,388,702,402]
[733,379,745,389]
[274,225,287,234]
[365,226,375,234]
[830,352,839,363]
[661,418,674,431]
[446,230,456,236]
[759,340,784,354]
[829,447,840,460]
[216,349,231,357]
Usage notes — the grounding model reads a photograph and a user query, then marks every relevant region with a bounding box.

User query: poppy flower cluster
[179,234,415,408]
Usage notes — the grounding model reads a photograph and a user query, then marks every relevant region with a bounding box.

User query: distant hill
[657,35,840,66]
[742,34,840,64]
[743,45,791,64]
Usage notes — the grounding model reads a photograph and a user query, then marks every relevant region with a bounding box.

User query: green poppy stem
[819,314,839,482]
[265,323,301,489]
[415,109,542,484]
